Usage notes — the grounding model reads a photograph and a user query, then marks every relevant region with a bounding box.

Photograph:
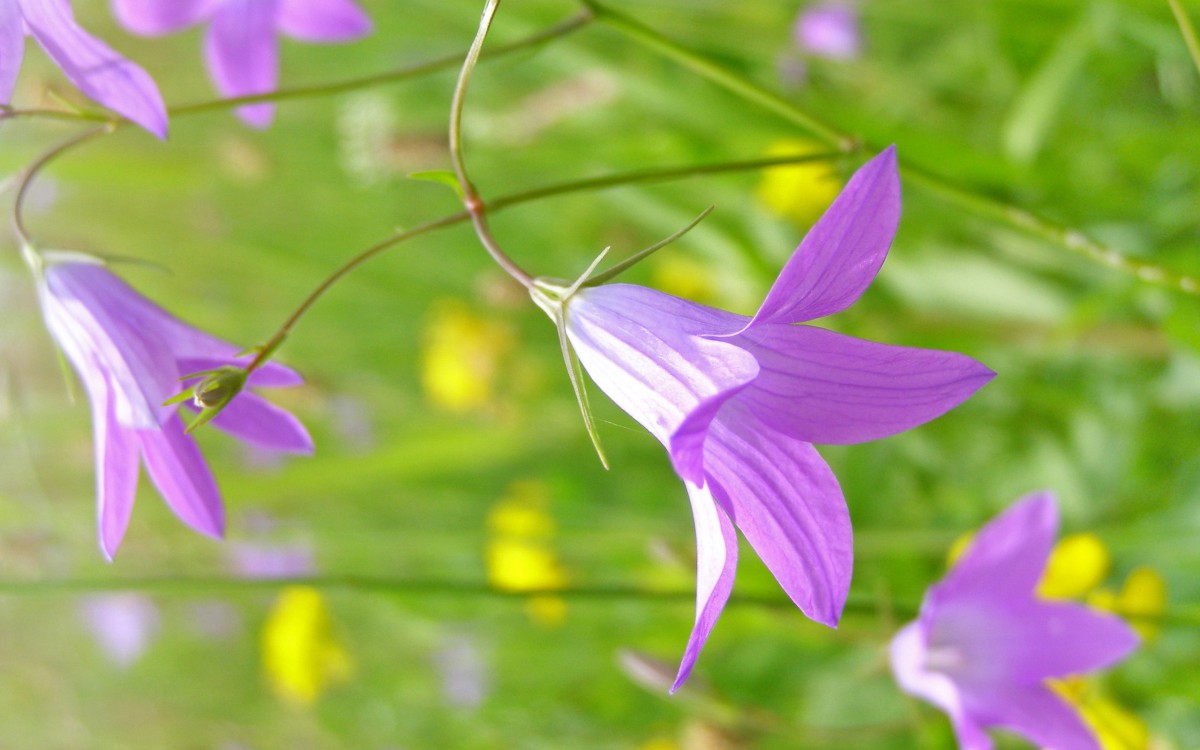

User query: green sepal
[408,170,466,201]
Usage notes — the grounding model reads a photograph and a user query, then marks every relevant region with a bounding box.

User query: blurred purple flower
[111,0,371,128]
[433,633,491,709]
[0,0,166,137]
[80,592,160,666]
[890,492,1140,750]
[794,3,861,60]
[540,147,993,691]
[230,541,315,579]
[36,257,312,559]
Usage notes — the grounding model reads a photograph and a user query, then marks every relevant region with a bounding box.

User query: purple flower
[36,256,312,559]
[80,592,161,666]
[532,147,994,690]
[0,0,167,137]
[794,3,861,61]
[111,0,371,128]
[890,492,1140,750]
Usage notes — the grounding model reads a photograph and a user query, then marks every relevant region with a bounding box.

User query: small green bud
[192,366,247,409]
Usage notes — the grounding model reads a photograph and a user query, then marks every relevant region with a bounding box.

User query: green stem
[0,11,592,126]
[448,0,535,289]
[583,0,1200,296]
[11,125,111,258]
[247,150,846,373]
[1167,0,1200,78]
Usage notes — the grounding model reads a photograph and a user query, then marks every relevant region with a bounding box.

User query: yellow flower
[1038,533,1111,600]
[486,481,568,627]
[261,586,353,706]
[420,300,513,412]
[1050,678,1148,750]
[1090,566,1167,641]
[651,255,719,305]
[755,139,841,226]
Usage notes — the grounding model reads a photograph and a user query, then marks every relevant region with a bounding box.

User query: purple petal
[277,0,371,42]
[749,147,899,327]
[969,684,1100,750]
[110,0,216,35]
[205,390,313,454]
[701,407,852,626]
[671,481,738,693]
[137,414,224,539]
[91,375,141,560]
[204,0,279,128]
[565,284,757,448]
[733,324,994,445]
[939,492,1057,605]
[0,2,24,102]
[1009,601,1139,683]
[41,264,177,429]
[21,0,167,138]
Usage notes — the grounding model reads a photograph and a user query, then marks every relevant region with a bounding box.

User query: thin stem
[449,0,535,289]
[11,125,111,255]
[1167,0,1200,78]
[246,150,847,373]
[583,0,1200,296]
[0,11,593,127]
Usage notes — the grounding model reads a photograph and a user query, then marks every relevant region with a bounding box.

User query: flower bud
[192,366,247,409]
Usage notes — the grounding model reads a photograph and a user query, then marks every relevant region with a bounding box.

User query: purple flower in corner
[111,0,371,128]
[0,0,167,137]
[890,492,1140,750]
[36,255,312,559]
[532,147,994,690]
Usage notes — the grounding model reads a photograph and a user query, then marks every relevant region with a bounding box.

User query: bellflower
[794,3,861,61]
[532,147,994,690]
[0,0,166,137]
[36,255,312,559]
[111,0,371,128]
[890,492,1140,750]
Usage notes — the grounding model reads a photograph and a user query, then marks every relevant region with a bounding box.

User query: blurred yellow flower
[755,139,841,226]
[1090,566,1167,641]
[638,739,682,750]
[651,254,718,305]
[946,530,975,567]
[486,481,568,627]
[1038,533,1111,600]
[262,586,353,707]
[420,300,513,412]
[1050,678,1148,750]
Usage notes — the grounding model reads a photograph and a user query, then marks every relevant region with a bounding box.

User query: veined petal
[969,683,1100,750]
[41,264,177,428]
[672,480,738,693]
[939,492,1057,605]
[734,324,994,445]
[748,146,899,327]
[0,0,24,102]
[90,372,141,560]
[110,0,216,35]
[138,414,224,538]
[565,284,757,448]
[205,390,313,454]
[278,0,371,42]
[1009,601,1139,683]
[204,0,279,128]
[21,0,167,137]
[702,407,852,626]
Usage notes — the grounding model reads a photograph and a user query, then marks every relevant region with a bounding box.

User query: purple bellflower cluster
[891,492,1140,750]
[112,0,372,127]
[36,255,312,559]
[533,148,996,689]
[0,0,167,137]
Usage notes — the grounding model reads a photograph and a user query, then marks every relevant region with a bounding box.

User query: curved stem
[582,0,1200,297]
[448,0,535,289]
[11,125,111,257]
[246,150,846,374]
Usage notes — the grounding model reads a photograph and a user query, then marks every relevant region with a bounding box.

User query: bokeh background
[1,0,1198,747]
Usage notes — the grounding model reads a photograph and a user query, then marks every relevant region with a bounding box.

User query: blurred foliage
[1,0,1198,747]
